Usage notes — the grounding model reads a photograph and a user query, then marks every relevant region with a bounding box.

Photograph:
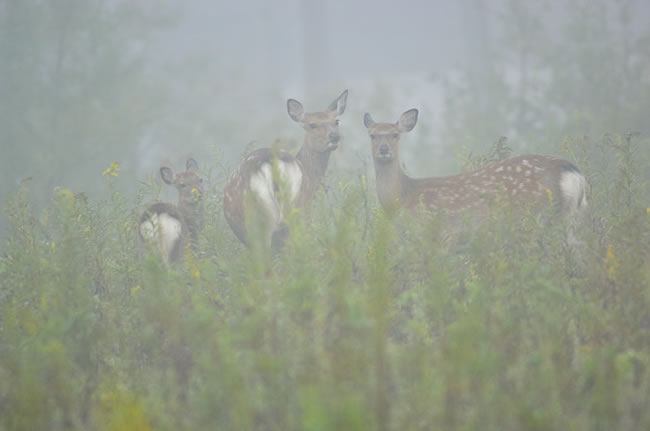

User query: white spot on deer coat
[249,160,303,227]
[140,213,182,264]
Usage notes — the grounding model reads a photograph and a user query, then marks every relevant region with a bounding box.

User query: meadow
[1,132,649,431]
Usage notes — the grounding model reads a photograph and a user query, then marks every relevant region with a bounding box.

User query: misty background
[2,0,649,237]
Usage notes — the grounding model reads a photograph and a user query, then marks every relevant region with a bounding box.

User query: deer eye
[392,134,399,139]
[335,119,340,126]
[309,123,317,129]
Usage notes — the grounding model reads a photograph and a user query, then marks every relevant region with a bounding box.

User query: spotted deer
[223,89,348,248]
[364,109,587,223]
[138,158,204,264]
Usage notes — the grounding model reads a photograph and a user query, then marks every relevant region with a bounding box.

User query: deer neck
[296,144,332,203]
[178,200,204,239]
[374,157,412,210]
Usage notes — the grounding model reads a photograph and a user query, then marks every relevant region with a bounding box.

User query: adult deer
[224,90,348,248]
[364,109,587,222]
[138,158,204,265]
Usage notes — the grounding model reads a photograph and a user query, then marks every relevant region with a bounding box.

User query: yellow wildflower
[184,245,201,280]
[545,188,553,204]
[40,293,48,312]
[22,313,38,335]
[55,187,75,207]
[606,246,619,280]
[190,266,201,280]
[102,161,120,177]
[44,339,65,356]
[55,187,74,200]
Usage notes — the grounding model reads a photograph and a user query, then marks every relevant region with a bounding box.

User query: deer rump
[138,203,187,264]
[223,148,304,248]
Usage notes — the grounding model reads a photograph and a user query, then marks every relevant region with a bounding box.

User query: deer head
[288,89,348,153]
[160,158,204,210]
[223,90,349,249]
[364,108,418,165]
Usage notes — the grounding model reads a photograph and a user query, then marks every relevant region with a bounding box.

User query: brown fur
[365,110,587,219]
[223,90,348,248]
[138,158,204,264]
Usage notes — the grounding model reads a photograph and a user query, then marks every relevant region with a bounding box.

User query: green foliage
[0,0,176,234]
[1,133,650,430]
[2,1,650,429]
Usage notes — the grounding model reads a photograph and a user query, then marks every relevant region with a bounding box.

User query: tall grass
[1,134,649,430]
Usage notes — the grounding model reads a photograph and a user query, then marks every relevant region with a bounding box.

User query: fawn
[138,158,204,264]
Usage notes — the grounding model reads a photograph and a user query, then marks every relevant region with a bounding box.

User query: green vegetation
[2,0,650,429]
[1,133,649,430]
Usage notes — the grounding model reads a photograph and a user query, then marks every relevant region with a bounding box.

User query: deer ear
[398,109,418,133]
[328,89,348,116]
[363,113,375,129]
[160,167,175,184]
[287,99,304,122]
[186,158,199,172]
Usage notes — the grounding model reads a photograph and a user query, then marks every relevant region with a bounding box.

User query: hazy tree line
[0,0,174,231]
[1,1,650,429]
[2,0,649,232]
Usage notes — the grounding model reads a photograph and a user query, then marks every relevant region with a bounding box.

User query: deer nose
[329,132,340,143]
[379,144,390,155]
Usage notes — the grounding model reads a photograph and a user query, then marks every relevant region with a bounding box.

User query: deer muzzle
[375,143,393,162]
[327,132,340,150]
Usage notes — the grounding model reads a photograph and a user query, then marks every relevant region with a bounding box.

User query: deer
[223,89,348,249]
[138,158,204,265]
[363,109,588,233]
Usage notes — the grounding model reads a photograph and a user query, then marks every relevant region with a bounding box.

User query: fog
[1,0,649,233]
[4,2,650,428]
